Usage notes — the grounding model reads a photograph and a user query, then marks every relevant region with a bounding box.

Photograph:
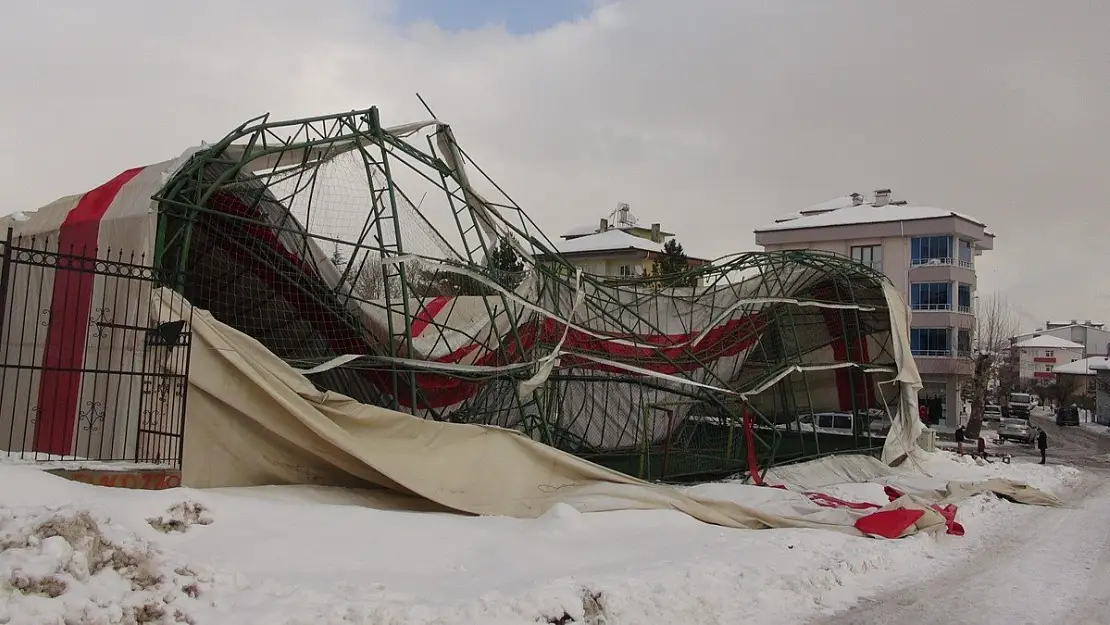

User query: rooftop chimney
[850,193,864,206]
[873,189,892,207]
[599,218,609,232]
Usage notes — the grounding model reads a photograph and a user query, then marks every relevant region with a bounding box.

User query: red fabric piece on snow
[930,503,965,536]
[882,484,964,536]
[854,508,926,539]
[805,492,882,510]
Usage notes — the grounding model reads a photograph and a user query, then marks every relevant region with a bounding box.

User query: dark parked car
[1056,405,1081,427]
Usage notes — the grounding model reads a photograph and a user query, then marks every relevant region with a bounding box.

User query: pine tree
[330,243,347,268]
[652,239,695,287]
[488,235,526,291]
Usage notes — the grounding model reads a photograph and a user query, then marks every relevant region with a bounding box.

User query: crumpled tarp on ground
[159,286,1057,540]
[164,290,955,539]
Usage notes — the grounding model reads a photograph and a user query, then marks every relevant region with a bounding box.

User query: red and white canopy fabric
[0,156,194,459]
[0,141,922,460]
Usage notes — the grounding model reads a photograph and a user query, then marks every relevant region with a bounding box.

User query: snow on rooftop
[560,223,601,239]
[756,197,988,234]
[1053,356,1109,375]
[552,228,663,255]
[1013,335,1085,349]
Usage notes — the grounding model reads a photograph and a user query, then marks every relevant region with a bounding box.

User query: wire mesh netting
[152,107,902,482]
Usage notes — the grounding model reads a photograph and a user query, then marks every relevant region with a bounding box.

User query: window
[957,284,972,313]
[957,328,971,357]
[1046,350,1055,358]
[910,328,951,356]
[817,415,833,429]
[1046,364,1054,372]
[910,282,953,310]
[618,264,633,276]
[958,239,974,268]
[850,245,883,272]
[832,414,852,430]
[910,235,953,265]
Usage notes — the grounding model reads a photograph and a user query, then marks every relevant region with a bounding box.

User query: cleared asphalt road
[810,408,1110,625]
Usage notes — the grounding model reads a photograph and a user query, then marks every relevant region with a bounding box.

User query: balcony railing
[910,257,952,267]
[957,305,972,314]
[911,303,953,311]
[912,349,952,357]
[910,256,974,270]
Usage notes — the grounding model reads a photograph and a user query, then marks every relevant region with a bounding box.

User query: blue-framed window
[910,328,951,356]
[910,235,953,265]
[910,282,952,310]
[957,284,972,313]
[958,239,974,268]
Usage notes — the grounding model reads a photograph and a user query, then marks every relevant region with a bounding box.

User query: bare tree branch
[966,292,1021,438]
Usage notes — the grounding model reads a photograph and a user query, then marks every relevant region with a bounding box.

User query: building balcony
[910,303,975,318]
[912,352,975,376]
[910,257,974,270]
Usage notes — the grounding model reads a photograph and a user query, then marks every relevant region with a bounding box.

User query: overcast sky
[1,1,1106,331]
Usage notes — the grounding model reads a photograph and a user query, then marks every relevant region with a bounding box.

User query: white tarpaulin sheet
[160,288,957,537]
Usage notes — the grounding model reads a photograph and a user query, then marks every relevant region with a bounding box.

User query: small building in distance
[543,203,708,281]
[1051,356,1105,406]
[1012,334,1086,383]
[1012,320,1110,359]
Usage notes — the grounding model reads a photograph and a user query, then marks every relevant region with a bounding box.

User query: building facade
[754,189,995,428]
[1052,356,1105,406]
[1012,321,1110,359]
[1011,335,1085,383]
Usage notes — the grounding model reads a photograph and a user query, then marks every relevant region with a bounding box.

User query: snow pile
[915,450,1083,494]
[0,505,200,624]
[0,452,1083,625]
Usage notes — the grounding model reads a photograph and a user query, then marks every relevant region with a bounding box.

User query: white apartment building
[1011,334,1085,382]
[1013,321,1110,359]
[754,189,994,428]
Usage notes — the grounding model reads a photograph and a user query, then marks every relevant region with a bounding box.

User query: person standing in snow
[1037,428,1048,464]
[954,424,966,455]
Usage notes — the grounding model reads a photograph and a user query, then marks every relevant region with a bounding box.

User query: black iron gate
[0,228,192,466]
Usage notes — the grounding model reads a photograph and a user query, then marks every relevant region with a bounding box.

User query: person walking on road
[1037,428,1048,464]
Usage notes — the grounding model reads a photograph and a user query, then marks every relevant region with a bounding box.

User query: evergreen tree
[487,235,526,291]
[652,239,696,287]
[330,243,348,268]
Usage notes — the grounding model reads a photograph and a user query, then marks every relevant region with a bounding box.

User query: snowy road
[813,414,1110,625]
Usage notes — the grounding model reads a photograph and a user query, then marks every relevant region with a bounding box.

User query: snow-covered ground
[0,453,1082,625]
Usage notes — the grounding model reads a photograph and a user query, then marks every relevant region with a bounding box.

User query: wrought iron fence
[0,228,192,467]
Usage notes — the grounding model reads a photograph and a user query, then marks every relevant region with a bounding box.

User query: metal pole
[0,228,13,342]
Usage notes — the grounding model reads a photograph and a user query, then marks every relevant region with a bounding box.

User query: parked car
[998,418,1036,444]
[791,411,887,437]
[1056,405,1081,427]
[983,404,1003,422]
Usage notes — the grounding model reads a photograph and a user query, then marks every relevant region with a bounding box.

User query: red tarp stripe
[34,167,146,455]
[410,296,452,338]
